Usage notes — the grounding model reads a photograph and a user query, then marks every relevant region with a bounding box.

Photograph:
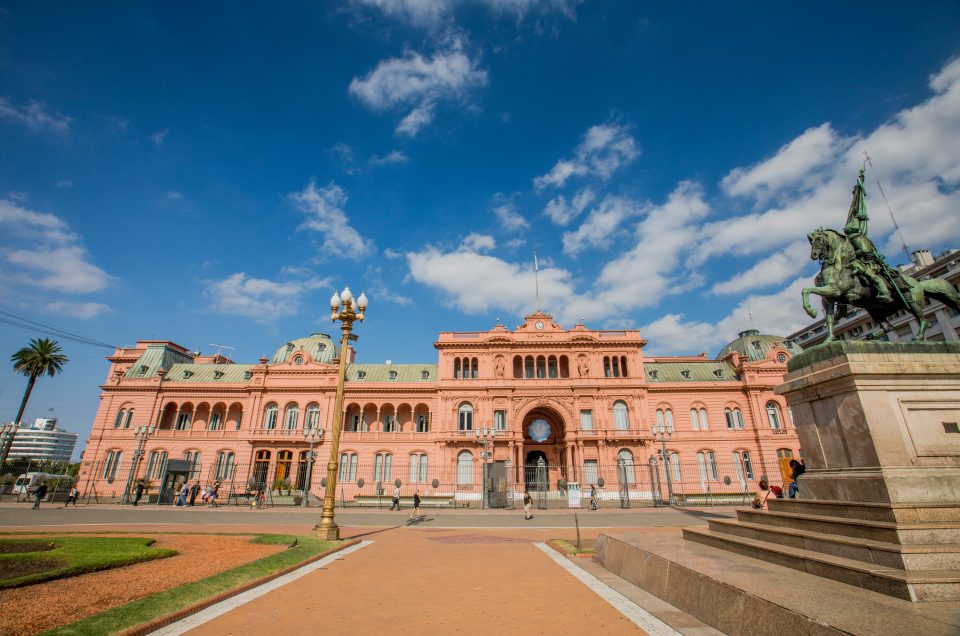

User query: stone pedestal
[777,341,960,505]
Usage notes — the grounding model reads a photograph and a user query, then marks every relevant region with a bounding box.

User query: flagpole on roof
[533,250,541,313]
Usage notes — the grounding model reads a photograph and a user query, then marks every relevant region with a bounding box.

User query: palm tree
[1,338,69,467]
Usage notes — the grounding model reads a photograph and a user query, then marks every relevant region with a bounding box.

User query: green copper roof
[271,333,339,364]
[716,329,803,362]
[346,364,437,382]
[164,363,256,383]
[644,361,738,383]
[124,343,194,379]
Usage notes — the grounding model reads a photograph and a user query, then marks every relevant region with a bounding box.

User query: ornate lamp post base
[314,522,340,541]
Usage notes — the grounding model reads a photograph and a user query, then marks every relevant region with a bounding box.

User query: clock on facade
[535,321,544,329]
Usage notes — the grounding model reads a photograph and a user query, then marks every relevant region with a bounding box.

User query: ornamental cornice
[511,394,576,422]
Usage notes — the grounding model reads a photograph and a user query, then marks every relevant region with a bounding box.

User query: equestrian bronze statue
[801,167,960,342]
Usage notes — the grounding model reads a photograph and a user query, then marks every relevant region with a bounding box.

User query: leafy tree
[1,338,68,467]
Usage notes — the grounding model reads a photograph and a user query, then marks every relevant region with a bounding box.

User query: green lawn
[44,534,341,636]
[0,537,175,589]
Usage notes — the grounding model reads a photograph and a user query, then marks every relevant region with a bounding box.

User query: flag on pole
[534,251,539,272]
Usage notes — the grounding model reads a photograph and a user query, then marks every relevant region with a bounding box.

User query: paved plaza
[0,504,732,634]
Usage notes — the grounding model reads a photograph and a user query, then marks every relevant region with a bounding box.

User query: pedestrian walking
[64,484,79,507]
[132,481,145,506]
[523,489,533,520]
[176,481,189,507]
[409,489,421,520]
[390,485,402,511]
[589,484,598,511]
[32,481,48,510]
[189,480,201,506]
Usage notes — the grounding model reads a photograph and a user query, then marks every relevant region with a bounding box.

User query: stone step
[707,518,960,570]
[595,531,960,635]
[736,508,960,544]
[769,498,960,523]
[683,526,960,601]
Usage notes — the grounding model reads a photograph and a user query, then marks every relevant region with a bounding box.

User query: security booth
[157,460,194,505]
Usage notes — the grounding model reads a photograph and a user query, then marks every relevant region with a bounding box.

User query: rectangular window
[383,414,396,432]
[494,410,506,431]
[209,412,222,431]
[580,410,593,431]
[419,455,427,482]
[416,414,429,433]
[409,455,419,483]
[176,412,191,431]
[584,459,598,485]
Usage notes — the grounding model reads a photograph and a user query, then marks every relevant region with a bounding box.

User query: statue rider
[843,166,893,303]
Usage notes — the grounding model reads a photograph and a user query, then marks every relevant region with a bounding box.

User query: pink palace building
[77,312,804,506]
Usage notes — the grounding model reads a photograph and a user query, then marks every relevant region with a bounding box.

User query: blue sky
[2,1,960,454]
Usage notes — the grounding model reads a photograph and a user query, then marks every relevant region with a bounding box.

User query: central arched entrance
[520,406,567,491]
[525,450,548,491]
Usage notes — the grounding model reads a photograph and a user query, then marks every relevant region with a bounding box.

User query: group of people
[752,459,806,510]
[28,481,80,510]
[176,480,221,507]
[389,485,423,520]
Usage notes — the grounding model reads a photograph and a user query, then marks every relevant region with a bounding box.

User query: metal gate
[487,461,510,508]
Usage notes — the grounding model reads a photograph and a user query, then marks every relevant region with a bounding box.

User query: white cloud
[369,150,410,166]
[711,240,811,296]
[55,180,73,189]
[150,129,169,146]
[407,245,580,314]
[544,188,594,226]
[0,98,71,134]
[534,122,639,189]
[0,199,114,294]
[460,233,496,251]
[493,201,529,232]
[205,272,328,323]
[166,191,184,201]
[561,194,638,256]
[348,37,488,137]
[641,278,811,356]
[289,181,375,258]
[45,301,111,320]
[351,0,582,27]
[721,123,848,199]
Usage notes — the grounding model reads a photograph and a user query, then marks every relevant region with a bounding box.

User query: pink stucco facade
[77,312,802,504]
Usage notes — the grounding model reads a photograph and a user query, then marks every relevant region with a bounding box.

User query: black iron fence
[78,454,794,509]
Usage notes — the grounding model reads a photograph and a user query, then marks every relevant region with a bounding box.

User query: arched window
[184,450,201,479]
[690,408,699,431]
[524,356,534,379]
[616,448,635,484]
[620,356,628,377]
[698,408,708,431]
[305,404,321,430]
[114,410,126,429]
[656,408,674,432]
[276,450,293,486]
[559,355,569,378]
[209,410,223,431]
[374,452,393,484]
[146,449,168,479]
[457,450,474,484]
[725,407,745,430]
[547,356,558,379]
[766,401,784,430]
[454,358,461,379]
[253,450,271,488]
[284,404,299,430]
[732,451,747,489]
[263,403,279,430]
[612,401,629,430]
[612,356,621,378]
[536,356,546,379]
[513,356,523,379]
[102,450,123,480]
[697,450,719,484]
[472,357,478,379]
[215,451,235,480]
[458,403,474,432]
[338,452,358,481]
[409,453,428,483]
[603,357,611,378]
[742,451,754,479]
[670,452,682,482]
[175,407,192,431]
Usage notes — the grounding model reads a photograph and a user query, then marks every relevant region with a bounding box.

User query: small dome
[271,333,339,364]
[716,329,803,362]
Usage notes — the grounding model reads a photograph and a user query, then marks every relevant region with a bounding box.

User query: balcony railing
[340,431,422,441]
[148,429,239,440]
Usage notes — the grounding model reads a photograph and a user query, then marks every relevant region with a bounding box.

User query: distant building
[2,418,78,463]
[789,249,960,348]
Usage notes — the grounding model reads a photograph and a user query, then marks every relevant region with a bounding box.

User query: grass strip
[546,538,595,556]
[0,537,174,589]
[43,534,342,636]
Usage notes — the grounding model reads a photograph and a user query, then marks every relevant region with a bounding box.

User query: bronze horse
[801,228,960,342]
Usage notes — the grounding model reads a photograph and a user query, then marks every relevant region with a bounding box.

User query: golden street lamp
[315,286,367,541]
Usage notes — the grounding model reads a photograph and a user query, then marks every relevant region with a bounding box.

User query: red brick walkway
[185,526,645,635]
